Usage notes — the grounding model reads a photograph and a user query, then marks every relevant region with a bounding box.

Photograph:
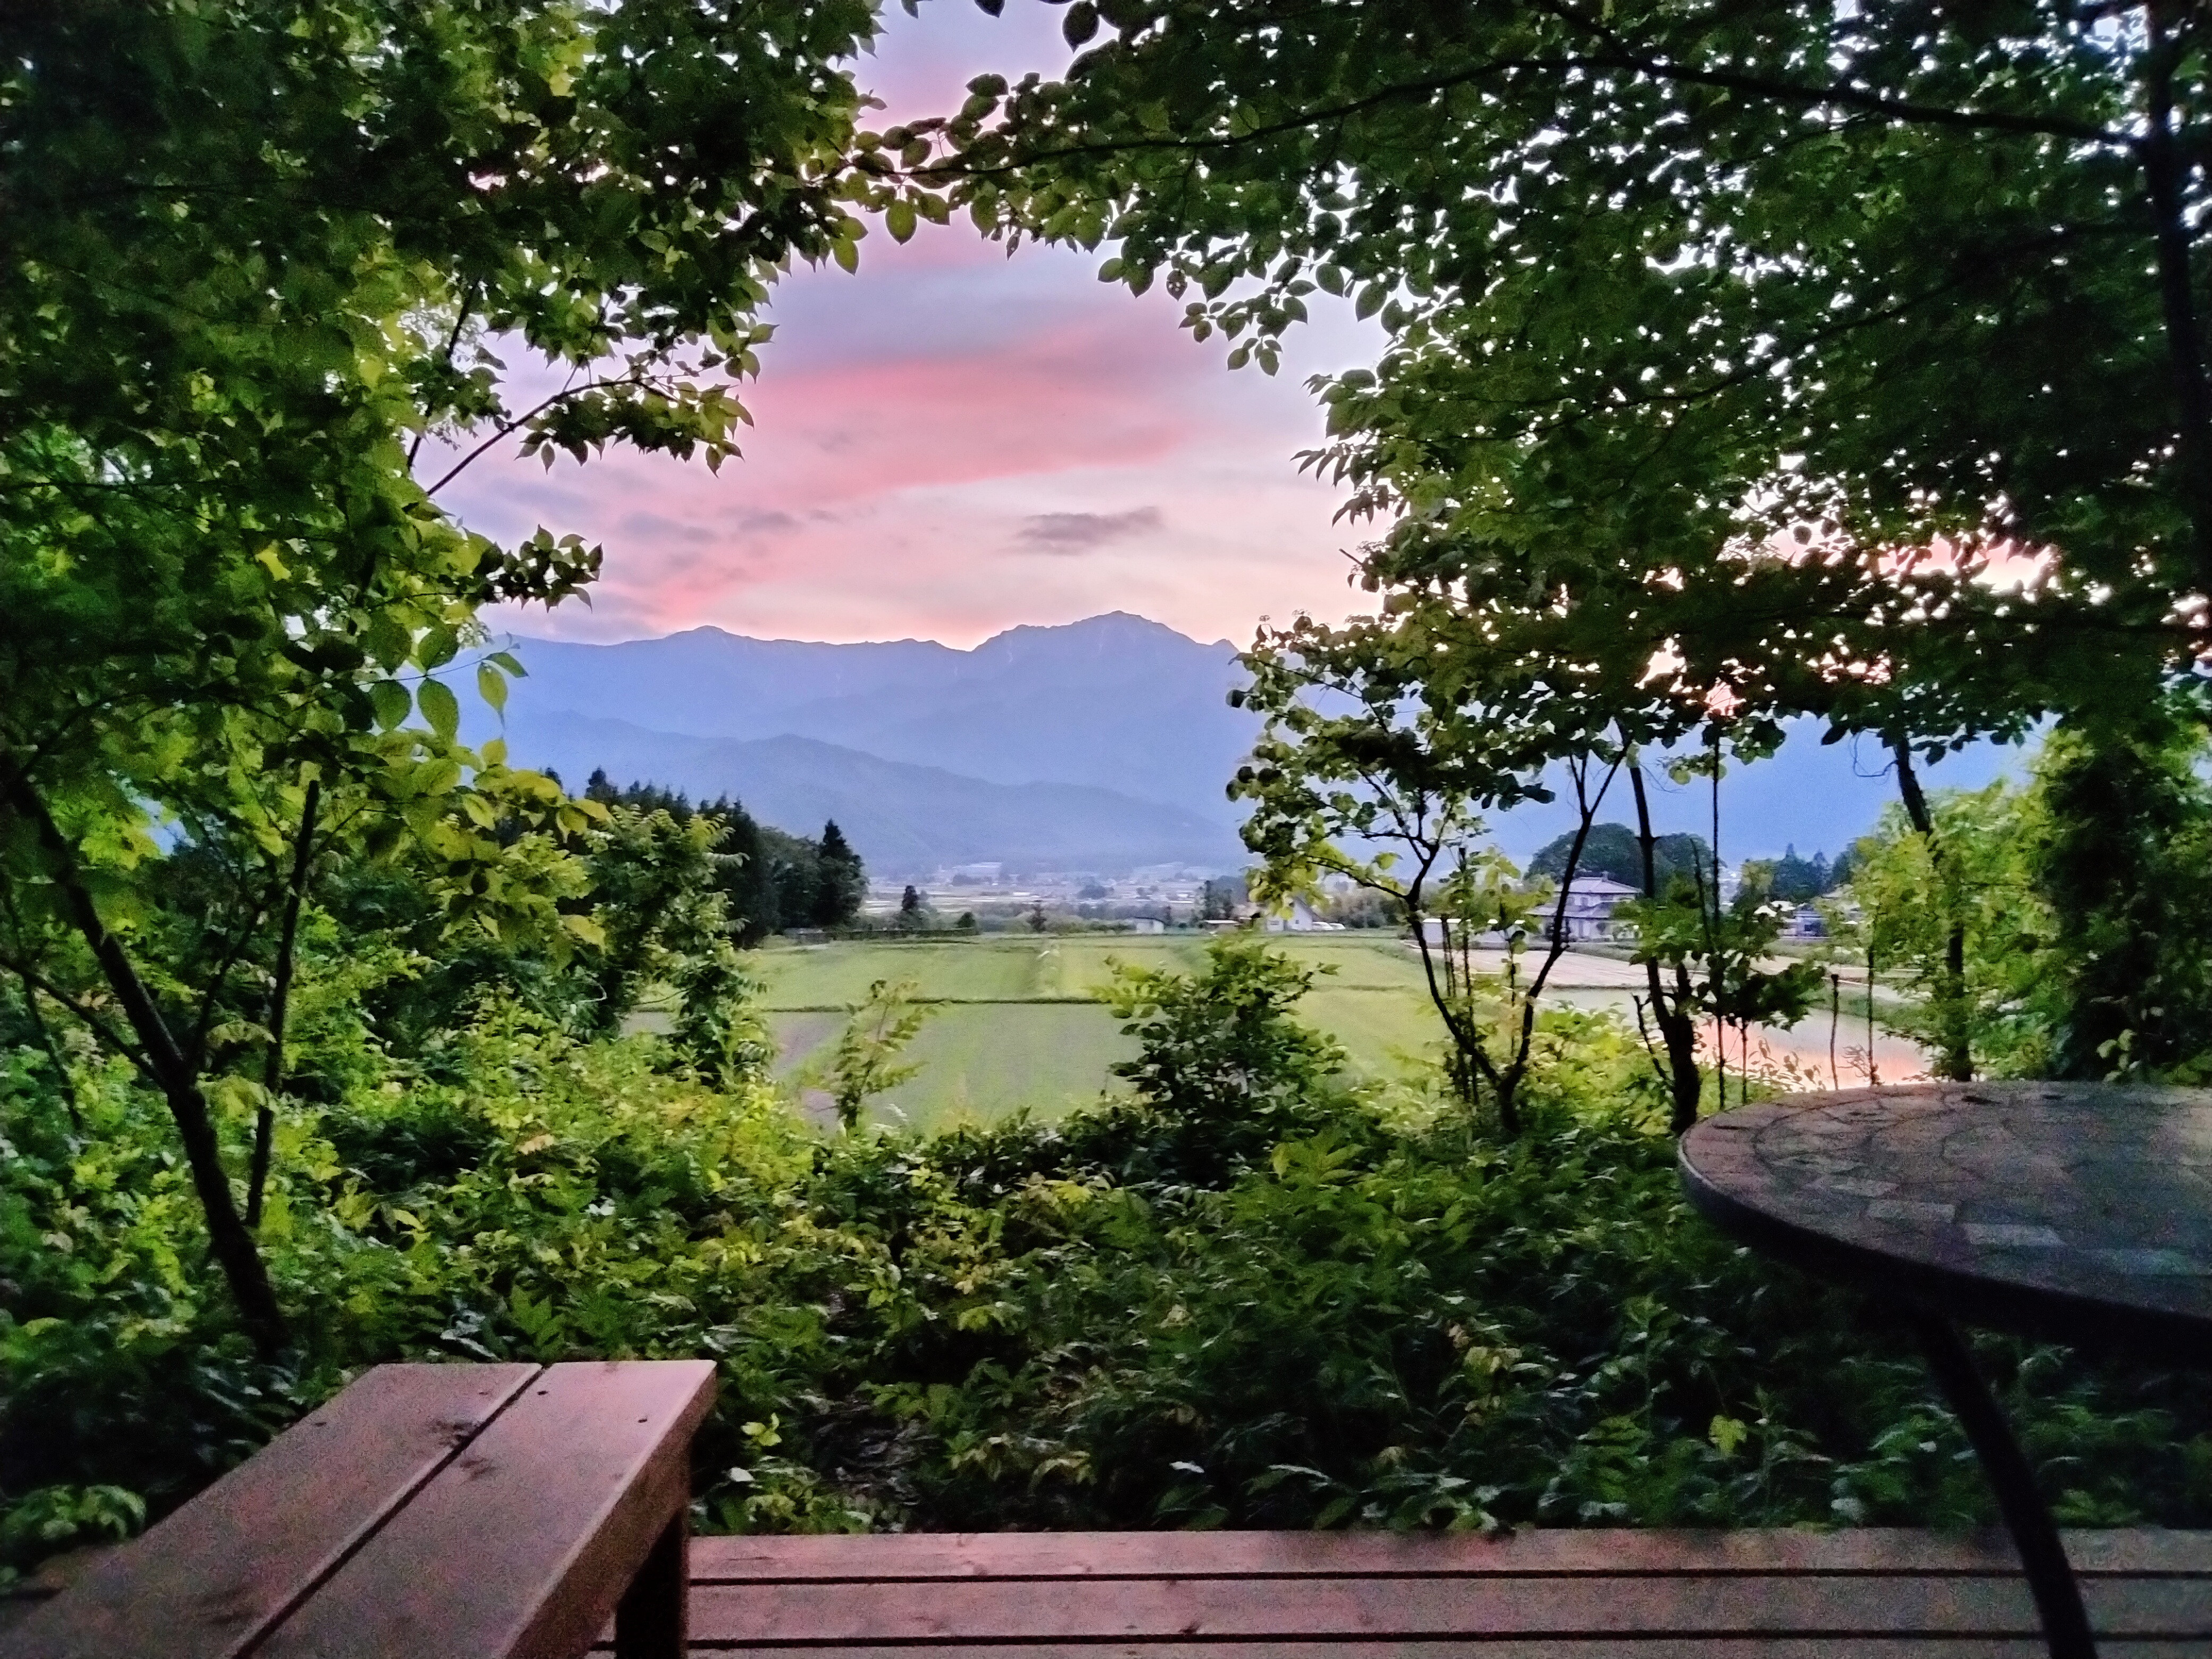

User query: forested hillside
[518,714,1244,874]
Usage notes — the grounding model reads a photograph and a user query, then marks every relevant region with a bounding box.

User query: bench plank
[660,1530,2212,1656]
[686,1573,2212,1643]
[680,1644,2205,1658]
[256,1359,714,1659]
[0,1362,539,1659]
[689,1527,2212,1582]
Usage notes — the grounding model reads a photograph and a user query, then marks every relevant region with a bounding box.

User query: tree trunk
[1890,738,1972,1081]
[248,778,320,1228]
[1630,764,1704,1131]
[3,771,286,1353]
[1405,870,1504,1122]
[2139,5,2212,594]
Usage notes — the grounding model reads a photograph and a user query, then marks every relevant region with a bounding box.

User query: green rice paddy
[751,933,1473,1132]
[746,932,1923,1133]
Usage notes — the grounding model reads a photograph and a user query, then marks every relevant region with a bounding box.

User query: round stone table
[1681,1081,2212,1659]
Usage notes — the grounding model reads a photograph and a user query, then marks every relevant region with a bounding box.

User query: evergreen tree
[811,820,866,928]
[1769,845,1829,904]
[703,794,775,948]
[571,780,862,945]
[1828,846,1859,891]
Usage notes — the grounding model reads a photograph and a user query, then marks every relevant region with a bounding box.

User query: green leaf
[367,679,412,731]
[418,678,460,741]
[365,611,412,673]
[477,660,508,713]
[886,199,917,244]
[416,624,460,671]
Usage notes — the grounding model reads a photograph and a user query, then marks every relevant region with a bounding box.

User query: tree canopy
[923,0,2212,1108]
[0,0,913,1346]
[941,1,2209,754]
[1530,825,1711,895]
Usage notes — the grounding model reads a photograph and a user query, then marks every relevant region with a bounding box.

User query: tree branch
[421,371,635,498]
[945,22,2117,184]
[0,766,286,1351]
[249,776,320,1229]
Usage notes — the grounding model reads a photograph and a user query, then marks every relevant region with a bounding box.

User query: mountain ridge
[489,612,2024,874]
[501,710,1243,874]
[496,611,1258,833]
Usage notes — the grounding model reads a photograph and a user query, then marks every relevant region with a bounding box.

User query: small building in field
[1782,904,1827,940]
[1550,875,1643,942]
[1261,898,1341,933]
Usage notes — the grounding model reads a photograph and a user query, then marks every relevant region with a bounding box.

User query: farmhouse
[1549,875,1642,942]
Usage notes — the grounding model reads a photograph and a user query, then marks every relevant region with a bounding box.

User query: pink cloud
[433,11,1389,653]
[732,314,1202,501]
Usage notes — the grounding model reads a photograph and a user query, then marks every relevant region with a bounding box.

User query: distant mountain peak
[973,611,1232,665]
[986,610,1183,641]
[485,614,1261,860]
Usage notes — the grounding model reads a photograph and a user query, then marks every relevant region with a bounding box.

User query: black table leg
[1904,1305,2096,1659]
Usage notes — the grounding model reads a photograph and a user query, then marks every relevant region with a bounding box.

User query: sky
[448,4,1380,651]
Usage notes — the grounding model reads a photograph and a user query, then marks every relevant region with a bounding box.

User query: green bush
[5,946,2210,1581]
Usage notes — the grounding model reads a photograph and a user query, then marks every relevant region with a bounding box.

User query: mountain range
[485,612,2023,876]
[485,613,1254,874]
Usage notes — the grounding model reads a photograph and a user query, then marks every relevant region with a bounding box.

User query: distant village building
[1782,904,1826,940]
[1413,876,1640,948]
[1550,875,1641,942]
[1261,898,1341,933]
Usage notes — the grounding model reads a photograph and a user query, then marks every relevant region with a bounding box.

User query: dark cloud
[618,510,717,544]
[1014,506,1163,554]
[617,506,797,543]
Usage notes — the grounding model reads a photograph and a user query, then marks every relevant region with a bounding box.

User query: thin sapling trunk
[2,770,286,1354]
[1890,736,1972,1080]
[248,776,319,1229]
[1629,760,1703,1132]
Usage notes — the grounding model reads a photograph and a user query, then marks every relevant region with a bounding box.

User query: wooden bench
[647,1528,2212,1655]
[14,1362,2211,1655]
[4,1359,716,1659]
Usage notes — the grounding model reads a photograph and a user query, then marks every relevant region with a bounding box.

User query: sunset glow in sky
[450,5,1378,650]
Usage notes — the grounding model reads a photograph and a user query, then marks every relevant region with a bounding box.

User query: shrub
[5,946,2210,1578]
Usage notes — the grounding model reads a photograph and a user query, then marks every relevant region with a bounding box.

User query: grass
[752,933,1461,1128]
[811,1003,1135,1134]
[749,930,1931,1128]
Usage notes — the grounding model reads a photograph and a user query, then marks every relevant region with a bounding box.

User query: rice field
[750,932,1653,1131]
[747,931,1931,1133]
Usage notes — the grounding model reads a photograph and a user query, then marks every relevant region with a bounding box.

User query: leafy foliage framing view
[11,934,2212,1578]
[9,0,2212,1587]
[930,0,2212,1115]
